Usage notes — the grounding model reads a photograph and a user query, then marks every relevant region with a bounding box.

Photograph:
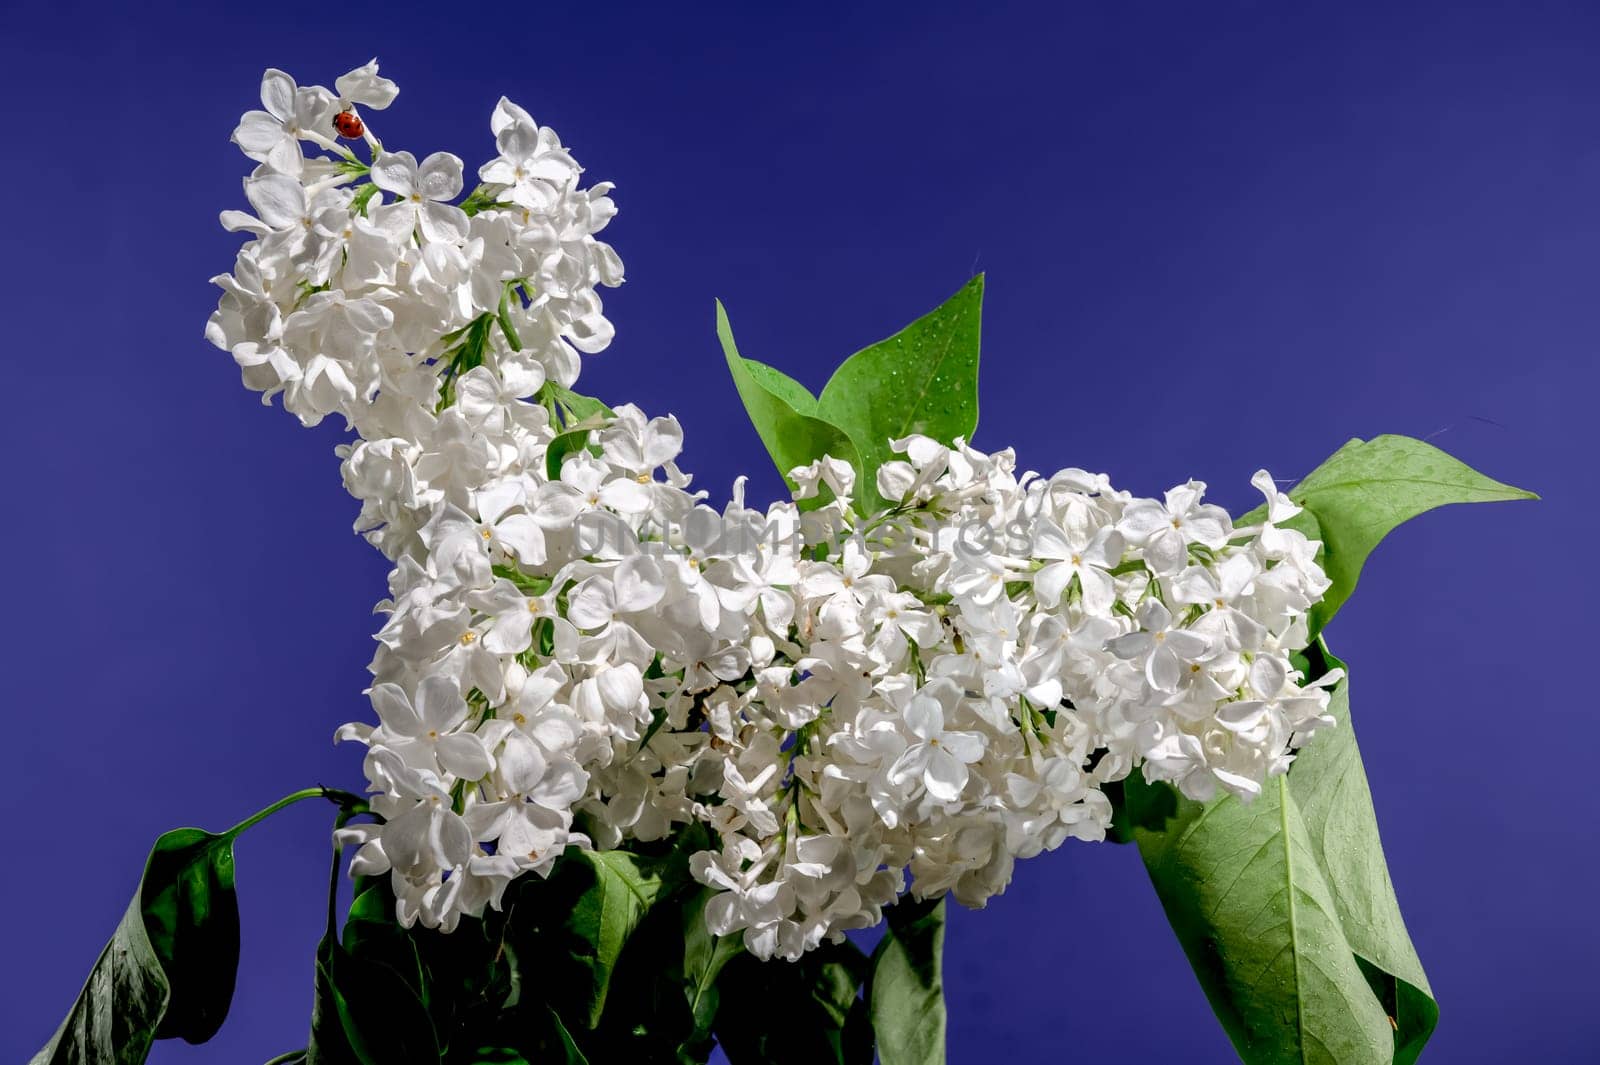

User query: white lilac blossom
[208,63,1336,958]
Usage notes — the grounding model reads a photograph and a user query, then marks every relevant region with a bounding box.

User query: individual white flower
[334,59,400,112]
[1171,552,1266,652]
[1030,509,1124,614]
[367,749,474,883]
[371,675,494,781]
[692,839,793,955]
[480,98,580,211]
[886,679,986,803]
[231,68,334,175]
[276,291,393,424]
[1250,468,1301,524]
[1105,599,1214,692]
[789,456,856,502]
[1119,480,1232,574]
[466,731,586,869]
[1218,654,1342,737]
[719,544,801,633]
[370,151,470,244]
[471,481,548,565]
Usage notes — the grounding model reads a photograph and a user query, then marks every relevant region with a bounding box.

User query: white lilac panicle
[210,63,1336,957]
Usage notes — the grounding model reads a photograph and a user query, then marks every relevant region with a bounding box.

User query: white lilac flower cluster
[207,64,1340,960]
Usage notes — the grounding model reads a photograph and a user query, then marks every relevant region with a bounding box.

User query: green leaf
[307,872,438,1065]
[1252,435,1535,631]
[565,850,668,1027]
[325,938,441,1065]
[742,359,821,415]
[714,941,873,1065]
[548,384,615,426]
[31,828,241,1065]
[540,384,614,480]
[678,891,744,1056]
[814,275,984,512]
[868,896,947,1065]
[545,429,594,480]
[459,184,503,217]
[140,829,241,1042]
[305,938,360,1065]
[350,184,378,217]
[497,282,524,351]
[1104,772,1179,844]
[341,886,428,1009]
[465,1050,532,1065]
[717,300,860,504]
[1131,645,1437,1065]
[540,1007,590,1064]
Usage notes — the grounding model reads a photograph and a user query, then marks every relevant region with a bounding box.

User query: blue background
[1,2,1593,1061]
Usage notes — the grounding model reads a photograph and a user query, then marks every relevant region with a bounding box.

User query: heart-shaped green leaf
[717,300,860,506]
[1131,645,1436,1065]
[1244,434,1535,632]
[815,275,984,512]
[1129,435,1532,1062]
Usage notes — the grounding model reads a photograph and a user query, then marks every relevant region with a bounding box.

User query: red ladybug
[332,109,364,139]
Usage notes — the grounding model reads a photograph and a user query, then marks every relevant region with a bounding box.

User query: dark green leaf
[714,941,873,1065]
[542,1006,590,1064]
[868,896,946,1065]
[326,939,441,1065]
[1247,435,1535,631]
[140,829,241,1042]
[815,275,984,512]
[464,1050,531,1065]
[31,828,241,1065]
[341,887,428,1009]
[1132,646,1437,1065]
[1104,773,1179,844]
[565,850,668,1027]
[306,937,360,1065]
[306,876,441,1065]
[679,891,744,1056]
[716,300,860,505]
[30,895,167,1065]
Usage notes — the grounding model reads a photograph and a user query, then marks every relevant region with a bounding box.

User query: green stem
[326,807,359,941]
[261,1051,306,1065]
[223,786,368,842]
